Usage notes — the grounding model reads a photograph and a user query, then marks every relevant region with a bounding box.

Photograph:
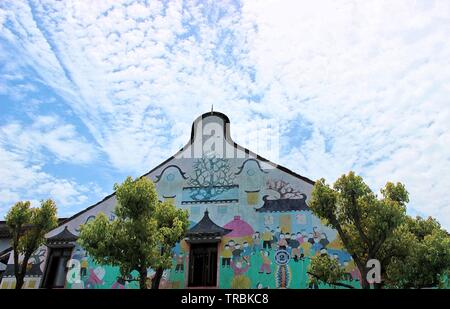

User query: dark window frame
[41,246,73,289]
[188,242,218,287]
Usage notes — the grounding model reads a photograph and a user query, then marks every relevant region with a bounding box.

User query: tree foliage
[307,254,353,289]
[383,216,450,288]
[6,199,58,289]
[78,176,189,289]
[309,172,407,288]
[309,171,450,289]
[151,200,189,289]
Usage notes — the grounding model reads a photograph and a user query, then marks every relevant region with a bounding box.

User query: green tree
[151,200,189,289]
[309,172,408,289]
[383,216,450,288]
[5,200,58,289]
[309,171,450,289]
[78,176,189,289]
[307,254,354,289]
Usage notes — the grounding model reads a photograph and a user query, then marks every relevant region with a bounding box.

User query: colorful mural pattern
[62,156,363,289]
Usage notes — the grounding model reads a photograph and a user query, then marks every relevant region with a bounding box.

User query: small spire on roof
[211,104,214,114]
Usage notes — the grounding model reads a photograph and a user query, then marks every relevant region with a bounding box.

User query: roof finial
[211,104,213,114]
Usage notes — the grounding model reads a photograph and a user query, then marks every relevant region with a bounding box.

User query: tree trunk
[15,275,24,290]
[359,266,370,289]
[13,251,22,289]
[13,239,22,289]
[151,268,163,289]
[139,266,148,289]
[14,250,31,289]
[373,282,383,289]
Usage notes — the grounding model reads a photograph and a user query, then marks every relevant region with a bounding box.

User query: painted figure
[277,234,288,250]
[299,240,311,257]
[262,227,272,250]
[284,232,291,252]
[312,238,322,255]
[175,252,184,272]
[228,239,236,251]
[81,254,88,277]
[274,226,281,242]
[259,250,272,274]
[252,231,262,253]
[319,233,329,249]
[307,233,315,245]
[222,244,232,267]
[313,226,321,239]
[296,231,304,244]
[288,234,300,262]
[242,242,251,263]
[72,248,83,260]
[232,243,243,262]
[231,260,250,276]
[271,230,277,250]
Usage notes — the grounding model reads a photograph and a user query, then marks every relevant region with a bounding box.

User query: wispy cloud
[0,115,97,164]
[0,145,103,216]
[0,113,103,216]
[0,0,449,229]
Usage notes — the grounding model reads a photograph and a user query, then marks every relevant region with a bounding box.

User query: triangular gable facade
[0,112,360,289]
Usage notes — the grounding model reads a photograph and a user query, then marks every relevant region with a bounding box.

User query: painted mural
[0,247,48,289]
[0,112,366,289]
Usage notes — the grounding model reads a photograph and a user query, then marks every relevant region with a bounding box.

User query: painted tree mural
[266,179,303,199]
[188,156,236,201]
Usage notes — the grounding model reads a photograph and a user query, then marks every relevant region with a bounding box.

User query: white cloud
[0,0,449,229]
[0,114,104,218]
[0,146,104,218]
[0,115,97,164]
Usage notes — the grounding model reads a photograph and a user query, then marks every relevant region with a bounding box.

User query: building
[0,219,67,284]
[0,222,11,281]
[0,112,360,289]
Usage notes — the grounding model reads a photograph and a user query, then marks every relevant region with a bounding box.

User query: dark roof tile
[186,210,231,238]
[255,195,310,213]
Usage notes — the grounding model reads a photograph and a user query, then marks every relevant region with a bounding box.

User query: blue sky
[0,0,449,229]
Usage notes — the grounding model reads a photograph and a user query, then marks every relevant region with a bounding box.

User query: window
[246,191,259,205]
[280,215,292,234]
[42,247,73,288]
[188,243,218,287]
[164,196,176,204]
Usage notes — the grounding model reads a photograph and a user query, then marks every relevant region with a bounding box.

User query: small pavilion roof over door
[185,210,231,243]
[46,226,78,248]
